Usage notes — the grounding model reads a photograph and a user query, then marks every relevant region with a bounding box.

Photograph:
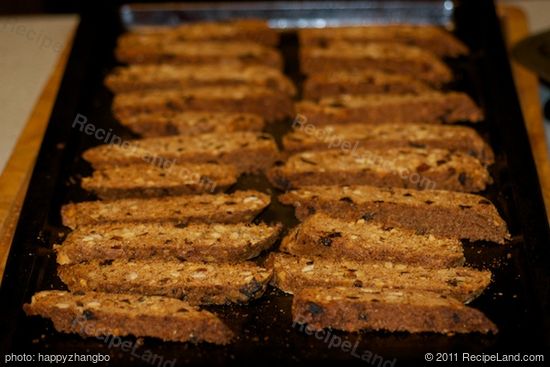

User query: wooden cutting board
[0,6,548,281]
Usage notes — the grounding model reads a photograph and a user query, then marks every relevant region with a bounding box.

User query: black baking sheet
[1,1,549,366]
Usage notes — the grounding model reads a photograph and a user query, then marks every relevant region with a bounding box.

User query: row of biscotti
[299,25,467,99]
[271,183,507,334]
[29,191,279,345]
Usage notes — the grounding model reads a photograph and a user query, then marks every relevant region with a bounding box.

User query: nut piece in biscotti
[299,42,452,85]
[61,190,270,229]
[105,64,296,96]
[58,259,272,305]
[279,185,510,243]
[299,25,468,57]
[292,287,497,334]
[303,70,433,100]
[23,290,233,344]
[283,122,494,165]
[268,147,491,192]
[295,92,483,125]
[81,163,238,199]
[117,111,265,138]
[116,41,283,69]
[55,222,282,265]
[118,19,279,47]
[113,87,293,123]
[268,253,491,303]
[280,213,464,268]
[82,132,280,174]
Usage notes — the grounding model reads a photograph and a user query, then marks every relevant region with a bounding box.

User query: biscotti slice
[55,222,282,265]
[269,253,491,303]
[296,92,483,125]
[299,42,452,84]
[118,19,278,46]
[303,70,433,100]
[82,132,279,174]
[81,163,238,199]
[113,87,293,123]
[279,185,510,243]
[299,25,468,57]
[292,287,497,334]
[118,111,265,138]
[62,190,270,229]
[269,147,491,192]
[105,64,296,96]
[283,122,494,164]
[24,290,233,344]
[58,259,272,305]
[115,41,282,69]
[280,213,464,267]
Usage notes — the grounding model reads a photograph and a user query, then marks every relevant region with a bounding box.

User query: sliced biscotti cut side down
[62,190,270,229]
[118,111,265,138]
[298,25,468,57]
[280,214,464,268]
[283,123,494,164]
[118,19,279,47]
[279,185,510,243]
[292,287,497,334]
[269,253,491,303]
[82,132,280,174]
[113,87,293,123]
[24,290,233,344]
[115,41,283,69]
[296,92,483,125]
[55,222,282,265]
[58,260,272,305]
[105,64,296,96]
[303,70,433,100]
[269,147,491,192]
[299,42,452,84]
[81,163,238,199]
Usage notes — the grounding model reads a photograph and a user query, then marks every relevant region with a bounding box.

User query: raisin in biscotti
[81,163,238,199]
[113,87,293,123]
[269,148,491,192]
[295,92,483,125]
[118,19,278,47]
[292,287,497,334]
[82,132,279,174]
[116,41,282,68]
[62,190,270,229]
[299,42,452,85]
[303,70,433,100]
[280,214,464,267]
[279,185,510,243]
[299,25,468,57]
[24,291,233,344]
[105,64,296,96]
[283,123,494,164]
[269,253,491,303]
[55,222,282,265]
[117,111,265,138]
[58,260,271,305]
